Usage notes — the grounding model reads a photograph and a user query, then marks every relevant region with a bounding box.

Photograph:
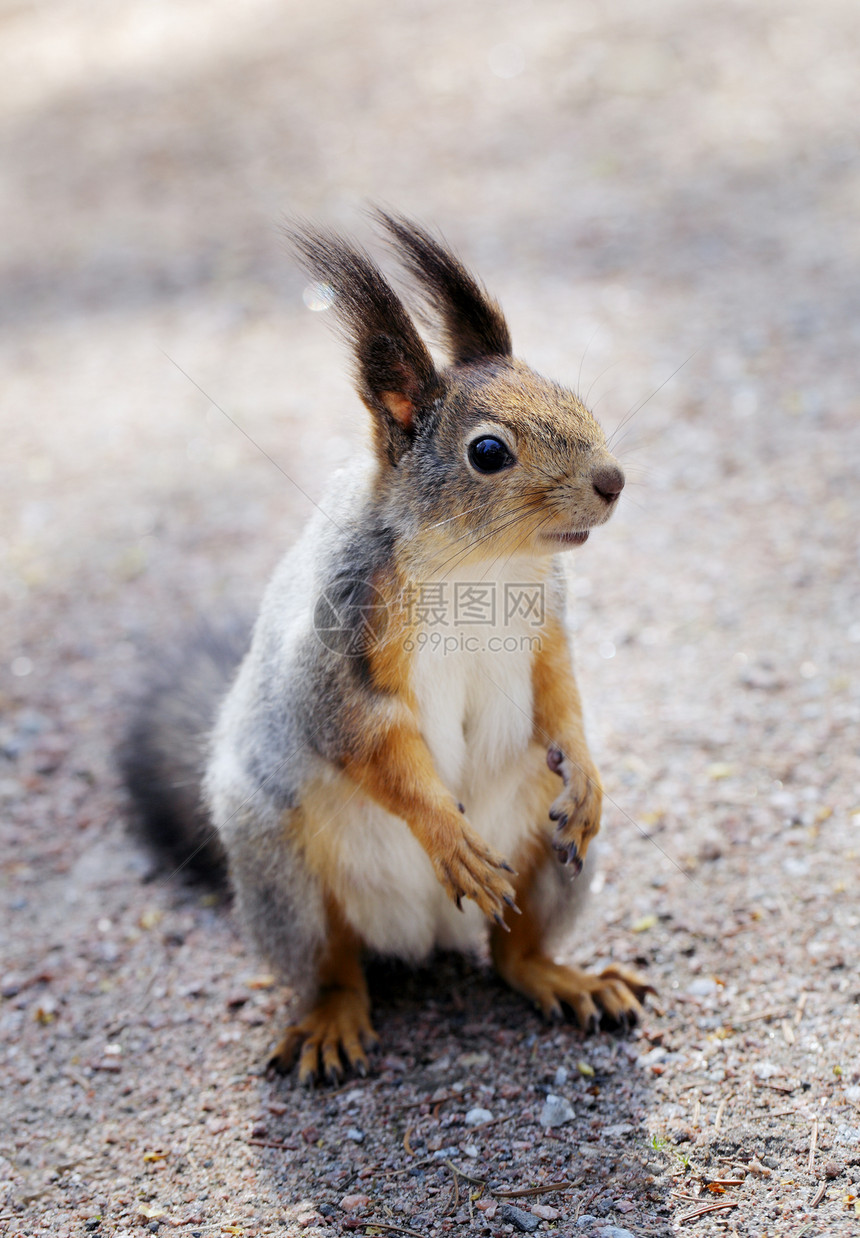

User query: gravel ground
[2,1,859,1236]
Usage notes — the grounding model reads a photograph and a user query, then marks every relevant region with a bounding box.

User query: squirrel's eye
[468,436,515,474]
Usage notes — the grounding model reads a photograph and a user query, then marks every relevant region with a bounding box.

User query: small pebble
[595,1227,637,1238]
[340,1194,371,1213]
[497,1203,539,1232]
[530,1204,559,1220]
[553,1066,568,1085]
[823,1160,841,1178]
[539,1093,575,1128]
[575,1219,598,1229]
[753,1062,781,1081]
[687,976,717,997]
[465,1107,494,1126]
[638,1047,667,1068]
[346,1127,365,1143]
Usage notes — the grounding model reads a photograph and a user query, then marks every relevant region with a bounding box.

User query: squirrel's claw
[548,757,602,870]
[552,838,583,875]
[546,745,565,775]
[435,819,517,923]
[495,952,653,1032]
[270,990,378,1086]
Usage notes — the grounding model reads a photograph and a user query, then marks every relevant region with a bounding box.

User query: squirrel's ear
[288,225,440,464]
[373,209,512,365]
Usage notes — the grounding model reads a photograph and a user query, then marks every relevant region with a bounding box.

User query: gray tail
[117,619,250,881]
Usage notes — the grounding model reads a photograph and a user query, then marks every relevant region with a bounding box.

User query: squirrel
[120,210,653,1084]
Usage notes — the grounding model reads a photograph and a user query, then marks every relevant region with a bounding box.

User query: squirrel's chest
[410,595,538,796]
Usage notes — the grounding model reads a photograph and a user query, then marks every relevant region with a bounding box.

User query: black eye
[468,435,515,474]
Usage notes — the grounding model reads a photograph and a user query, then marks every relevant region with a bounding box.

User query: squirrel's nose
[592,462,625,503]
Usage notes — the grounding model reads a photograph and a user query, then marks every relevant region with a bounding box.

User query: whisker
[436,507,541,577]
[479,510,553,583]
[577,326,600,403]
[585,360,616,405]
[419,507,532,579]
[607,350,699,449]
[529,460,567,487]
[426,500,490,531]
[590,386,617,414]
[476,508,543,582]
[611,427,646,454]
[404,500,517,573]
[428,500,543,578]
[427,497,538,562]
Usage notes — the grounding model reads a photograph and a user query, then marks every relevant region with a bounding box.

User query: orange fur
[269,897,377,1083]
[380,391,414,428]
[342,716,517,921]
[491,832,654,1027]
[532,611,603,865]
[364,565,419,702]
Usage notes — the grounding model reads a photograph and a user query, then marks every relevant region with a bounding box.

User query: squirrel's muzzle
[591,462,626,503]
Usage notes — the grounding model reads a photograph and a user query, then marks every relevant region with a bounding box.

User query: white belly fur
[305,560,549,960]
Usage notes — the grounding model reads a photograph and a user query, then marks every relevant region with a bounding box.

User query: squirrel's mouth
[542,529,590,546]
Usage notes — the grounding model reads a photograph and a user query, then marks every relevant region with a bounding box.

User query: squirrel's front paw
[547,745,602,874]
[434,819,519,925]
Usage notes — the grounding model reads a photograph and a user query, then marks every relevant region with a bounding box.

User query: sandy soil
[1,1,859,1235]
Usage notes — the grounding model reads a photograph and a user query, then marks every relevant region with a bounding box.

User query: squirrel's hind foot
[267,986,379,1085]
[267,902,378,1085]
[497,953,654,1030]
[491,835,656,1031]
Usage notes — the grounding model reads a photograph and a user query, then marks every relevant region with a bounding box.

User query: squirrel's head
[291,212,624,572]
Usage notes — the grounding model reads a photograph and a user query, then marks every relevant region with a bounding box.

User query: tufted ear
[373,209,512,365]
[289,225,441,465]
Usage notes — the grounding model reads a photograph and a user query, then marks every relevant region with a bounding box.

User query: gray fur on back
[203,467,385,998]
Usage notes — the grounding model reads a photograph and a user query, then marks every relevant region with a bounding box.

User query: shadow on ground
[253,953,667,1235]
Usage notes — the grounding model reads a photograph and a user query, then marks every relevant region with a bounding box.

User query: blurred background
[3,0,859,917]
[2,3,860,1230]
[2,0,859,906]
[2,0,858,640]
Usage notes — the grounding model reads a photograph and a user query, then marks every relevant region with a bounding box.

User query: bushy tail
[117,620,250,881]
